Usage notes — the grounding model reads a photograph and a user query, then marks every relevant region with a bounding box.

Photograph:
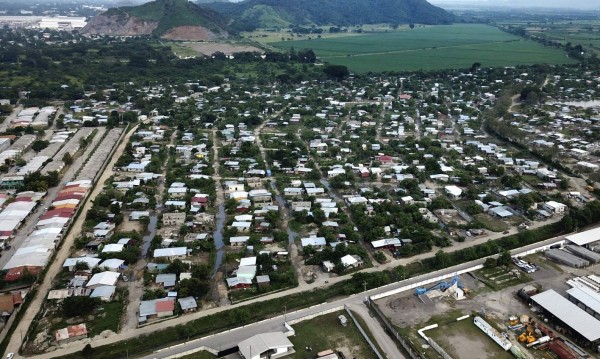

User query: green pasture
[267,24,575,72]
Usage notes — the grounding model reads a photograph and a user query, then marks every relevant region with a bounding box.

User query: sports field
[268,24,576,72]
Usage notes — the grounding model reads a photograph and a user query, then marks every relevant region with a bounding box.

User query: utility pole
[363,280,367,303]
[284,305,287,323]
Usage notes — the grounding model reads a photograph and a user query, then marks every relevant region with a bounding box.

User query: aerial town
[0,1,598,359]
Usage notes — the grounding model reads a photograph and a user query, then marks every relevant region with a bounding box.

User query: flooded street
[141,215,158,256]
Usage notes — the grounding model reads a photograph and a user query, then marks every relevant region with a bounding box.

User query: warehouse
[545,248,589,268]
[566,227,600,247]
[531,290,600,345]
[566,286,600,320]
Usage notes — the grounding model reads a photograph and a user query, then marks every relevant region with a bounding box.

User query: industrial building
[238,332,294,359]
[531,290,600,346]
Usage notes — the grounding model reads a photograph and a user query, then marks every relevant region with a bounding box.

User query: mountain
[206,0,454,31]
[81,0,231,41]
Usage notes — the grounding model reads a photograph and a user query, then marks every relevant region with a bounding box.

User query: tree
[497,250,512,267]
[323,65,349,80]
[470,62,481,73]
[74,261,90,271]
[409,23,415,29]
[484,257,497,268]
[63,152,73,165]
[62,297,101,318]
[31,140,49,152]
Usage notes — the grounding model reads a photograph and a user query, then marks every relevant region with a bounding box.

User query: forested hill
[82,0,231,40]
[205,0,454,31]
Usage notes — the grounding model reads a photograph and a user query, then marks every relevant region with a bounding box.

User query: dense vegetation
[101,0,230,36]
[207,0,454,31]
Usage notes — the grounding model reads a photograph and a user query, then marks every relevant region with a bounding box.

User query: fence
[368,300,425,359]
[428,338,453,359]
[344,305,384,359]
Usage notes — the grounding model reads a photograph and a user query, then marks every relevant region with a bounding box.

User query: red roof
[192,197,208,203]
[377,155,393,162]
[156,299,175,312]
[12,292,22,305]
[4,266,42,282]
[54,193,85,201]
[13,198,32,202]
[40,209,74,220]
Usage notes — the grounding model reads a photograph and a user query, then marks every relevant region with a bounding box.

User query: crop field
[267,24,575,72]
[500,20,600,56]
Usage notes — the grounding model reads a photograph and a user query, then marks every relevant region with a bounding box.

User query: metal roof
[566,227,600,246]
[567,287,600,317]
[532,289,600,342]
[238,332,293,359]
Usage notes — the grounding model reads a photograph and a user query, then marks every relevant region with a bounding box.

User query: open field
[427,318,514,359]
[499,20,600,56]
[289,311,378,359]
[267,24,575,72]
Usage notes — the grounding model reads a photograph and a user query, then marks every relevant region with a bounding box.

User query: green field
[267,24,575,72]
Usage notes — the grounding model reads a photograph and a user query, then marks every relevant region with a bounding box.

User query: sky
[429,0,599,10]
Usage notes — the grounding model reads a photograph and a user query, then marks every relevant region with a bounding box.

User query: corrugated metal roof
[566,227,600,246]
[567,287,600,316]
[532,289,600,342]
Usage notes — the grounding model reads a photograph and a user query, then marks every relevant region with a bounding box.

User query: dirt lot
[117,216,144,233]
[184,42,263,56]
[377,258,600,359]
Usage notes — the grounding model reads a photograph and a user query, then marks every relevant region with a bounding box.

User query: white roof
[371,238,401,248]
[63,257,101,268]
[566,227,600,246]
[341,254,358,267]
[230,236,250,243]
[102,243,124,253]
[86,271,120,287]
[154,247,187,258]
[99,258,125,270]
[239,332,293,359]
[532,289,600,342]
[567,286,600,317]
[236,265,257,279]
[301,237,326,247]
[445,185,463,196]
[240,257,257,266]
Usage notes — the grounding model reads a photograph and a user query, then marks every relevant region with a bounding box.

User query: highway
[141,231,568,359]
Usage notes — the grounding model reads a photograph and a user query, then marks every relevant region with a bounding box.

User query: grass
[87,302,125,337]
[474,214,510,232]
[288,311,377,359]
[267,24,575,72]
[427,318,513,359]
[475,266,532,292]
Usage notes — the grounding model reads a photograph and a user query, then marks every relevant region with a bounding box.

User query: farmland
[267,24,576,72]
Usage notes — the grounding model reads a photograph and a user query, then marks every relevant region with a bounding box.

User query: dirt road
[4,124,138,357]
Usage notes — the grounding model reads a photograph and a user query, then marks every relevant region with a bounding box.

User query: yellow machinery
[518,331,536,344]
[509,316,519,326]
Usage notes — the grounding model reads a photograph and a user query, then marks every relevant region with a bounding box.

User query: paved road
[347,302,406,359]
[4,125,137,358]
[139,230,572,359]
[15,216,577,359]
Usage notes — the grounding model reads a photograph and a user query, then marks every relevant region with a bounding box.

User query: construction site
[375,252,600,359]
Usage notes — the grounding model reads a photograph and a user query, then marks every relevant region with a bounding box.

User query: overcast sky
[429,0,599,10]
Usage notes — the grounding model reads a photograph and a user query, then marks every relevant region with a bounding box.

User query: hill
[206,0,454,31]
[81,0,231,41]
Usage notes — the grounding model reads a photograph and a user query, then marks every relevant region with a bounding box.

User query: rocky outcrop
[81,14,158,36]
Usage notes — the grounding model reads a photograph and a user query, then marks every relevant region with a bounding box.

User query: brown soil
[161,26,221,41]
[186,42,262,55]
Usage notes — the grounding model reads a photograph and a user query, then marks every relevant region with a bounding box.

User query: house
[543,201,567,214]
[284,188,304,197]
[256,275,270,289]
[90,285,116,302]
[167,187,187,198]
[341,254,363,269]
[178,296,198,313]
[99,258,125,272]
[226,277,253,289]
[371,238,401,250]
[301,237,326,249]
[231,221,251,232]
[230,236,250,246]
[445,185,463,199]
[63,257,101,272]
[400,196,414,205]
[162,212,186,227]
[55,324,88,344]
[238,332,294,359]
[154,247,187,260]
[139,298,175,324]
[102,243,124,254]
[86,271,120,289]
[156,273,177,288]
[130,211,150,220]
